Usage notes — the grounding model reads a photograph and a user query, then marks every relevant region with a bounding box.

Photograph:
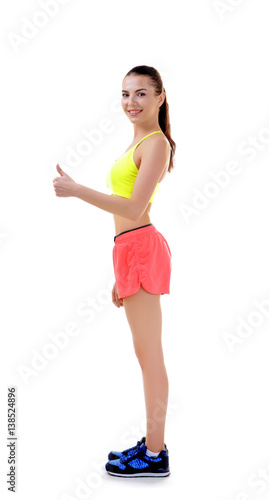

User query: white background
[1,1,269,499]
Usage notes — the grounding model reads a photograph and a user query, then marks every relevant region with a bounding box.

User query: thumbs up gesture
[53,164,78,197]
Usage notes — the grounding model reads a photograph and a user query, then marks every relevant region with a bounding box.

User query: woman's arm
[74,183,136,220]
[53,164,136,220]
[53,134,169,220]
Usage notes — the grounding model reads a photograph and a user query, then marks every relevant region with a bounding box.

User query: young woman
[53,65,176,478]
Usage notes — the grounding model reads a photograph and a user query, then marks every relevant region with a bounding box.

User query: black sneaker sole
[106,470,171,477]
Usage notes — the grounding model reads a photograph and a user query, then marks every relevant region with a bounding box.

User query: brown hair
[124,65,176,173]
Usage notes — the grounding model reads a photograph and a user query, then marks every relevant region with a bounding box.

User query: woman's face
[121,74,164,125]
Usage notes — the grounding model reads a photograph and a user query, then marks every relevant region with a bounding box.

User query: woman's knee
[134,344,164,369]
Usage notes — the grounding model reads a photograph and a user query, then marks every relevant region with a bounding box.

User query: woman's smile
[128,110,142,116]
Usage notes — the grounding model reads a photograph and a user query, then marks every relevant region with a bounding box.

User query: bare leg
[122,285,169,453]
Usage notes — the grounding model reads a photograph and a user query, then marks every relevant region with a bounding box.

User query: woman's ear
[159,89,166,108]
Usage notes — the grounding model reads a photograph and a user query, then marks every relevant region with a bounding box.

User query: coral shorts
[112,223,172,300]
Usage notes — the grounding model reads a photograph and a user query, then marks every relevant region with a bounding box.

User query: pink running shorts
[112,223,172,300]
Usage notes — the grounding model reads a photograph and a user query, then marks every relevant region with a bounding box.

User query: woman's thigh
[122,285,163,360]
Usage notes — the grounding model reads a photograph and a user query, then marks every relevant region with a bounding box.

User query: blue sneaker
[108,437,146,461]
[105,443,170,477]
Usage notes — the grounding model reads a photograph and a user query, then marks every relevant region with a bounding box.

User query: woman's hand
[112,281,124,308]
[53,164,78,197]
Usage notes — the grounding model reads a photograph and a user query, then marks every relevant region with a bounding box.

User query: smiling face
[121,74,165,126]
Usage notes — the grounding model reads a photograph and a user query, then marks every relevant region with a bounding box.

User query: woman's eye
[122,93,145,98]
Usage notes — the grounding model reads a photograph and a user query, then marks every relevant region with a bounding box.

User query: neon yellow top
[106,131,164,203]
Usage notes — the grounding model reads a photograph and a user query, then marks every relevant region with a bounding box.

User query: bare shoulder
[149,131,170,148]
[139,132,171,158]
[134,132,171,171]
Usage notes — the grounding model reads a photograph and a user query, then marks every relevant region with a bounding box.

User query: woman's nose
[128,97,138,106]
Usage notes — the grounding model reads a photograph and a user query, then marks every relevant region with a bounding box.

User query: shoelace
[122,440,141,456]
[120,445,144,464]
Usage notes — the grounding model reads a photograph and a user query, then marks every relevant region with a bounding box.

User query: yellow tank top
[106,131,164,203]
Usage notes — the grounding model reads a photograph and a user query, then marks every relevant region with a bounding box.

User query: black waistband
[114,223,153,242]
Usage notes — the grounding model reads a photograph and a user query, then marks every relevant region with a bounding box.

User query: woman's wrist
[73,182,82,197]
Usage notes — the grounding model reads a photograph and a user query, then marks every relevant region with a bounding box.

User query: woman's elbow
[131,201,147,221]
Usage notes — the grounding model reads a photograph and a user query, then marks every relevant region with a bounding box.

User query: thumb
[56,163,66,176]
